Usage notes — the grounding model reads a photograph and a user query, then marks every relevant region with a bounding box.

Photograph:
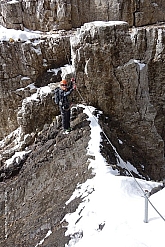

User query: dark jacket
[59,83,74,110]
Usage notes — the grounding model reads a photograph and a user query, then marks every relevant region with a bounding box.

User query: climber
[55,78,76,134]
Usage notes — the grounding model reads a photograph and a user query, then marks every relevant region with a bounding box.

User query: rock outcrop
[71,21,165,180]
[0,0,165,31]
[0,107,94,247]
[0,32,72,138]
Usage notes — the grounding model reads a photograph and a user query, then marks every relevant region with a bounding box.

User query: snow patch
[84,21,128,29]
[134,60,146,70]
[25,85,51,102]
[47,67,61,74]
[0,25,41,42]
[5,150,31,168]
[35,230,52,247]
[8,0,19,4]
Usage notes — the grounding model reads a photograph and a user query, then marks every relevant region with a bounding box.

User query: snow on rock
[0,25,41,41]
[5,150,31,168]
[63,105,164,247]
[35,230,52,247]
[134,60,146,70]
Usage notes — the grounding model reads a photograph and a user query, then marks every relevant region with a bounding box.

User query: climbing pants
[60,107,71,130]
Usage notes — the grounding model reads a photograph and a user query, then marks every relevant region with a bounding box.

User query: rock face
[0,0,165,31]
[1,1,165,246]
[71,21,165,180]
[0,33,71,138]
[0,4,165,178]
[0,108,93,247]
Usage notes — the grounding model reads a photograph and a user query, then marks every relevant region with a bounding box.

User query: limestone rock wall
[0,0,165,31]
[131,24,165,146]
[0,34,71,138]
[0,0,72,31]
[71,21,165,180]
[1,20,165,180]
[134,0,165,26]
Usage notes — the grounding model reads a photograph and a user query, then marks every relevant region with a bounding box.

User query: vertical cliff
[70,21,165,180]
[0,0,165,31]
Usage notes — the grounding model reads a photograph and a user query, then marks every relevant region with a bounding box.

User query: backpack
[54,87,60,105]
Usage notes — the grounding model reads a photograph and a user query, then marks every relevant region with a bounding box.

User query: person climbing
[55,78,76,134]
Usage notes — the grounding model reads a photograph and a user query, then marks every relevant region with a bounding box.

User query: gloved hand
[71,78,75,82]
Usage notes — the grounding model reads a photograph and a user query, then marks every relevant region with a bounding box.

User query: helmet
[60,79,67,85]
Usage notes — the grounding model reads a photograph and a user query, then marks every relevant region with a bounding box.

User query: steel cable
[61,21,165,223]
[77,88,165,222]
